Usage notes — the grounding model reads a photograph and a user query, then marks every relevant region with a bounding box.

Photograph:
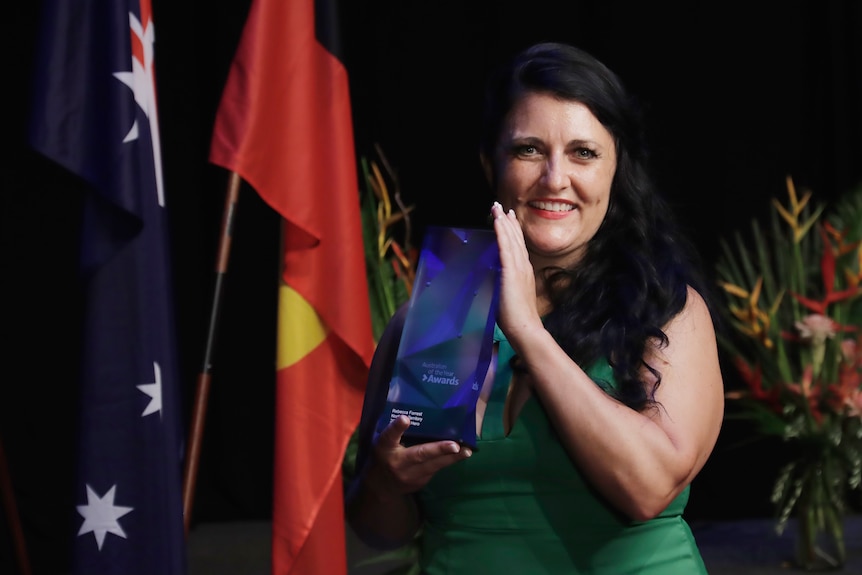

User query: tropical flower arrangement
[715,176,862,570]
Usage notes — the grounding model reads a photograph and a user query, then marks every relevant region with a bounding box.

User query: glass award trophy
[376,226,501,448]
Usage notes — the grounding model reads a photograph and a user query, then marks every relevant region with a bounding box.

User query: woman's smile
[526,199,576,219]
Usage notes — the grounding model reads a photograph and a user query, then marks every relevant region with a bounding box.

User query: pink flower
[795,314,842,377]
[795,314,838,344]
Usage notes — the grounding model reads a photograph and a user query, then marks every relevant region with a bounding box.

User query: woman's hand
[346,415,472,548]
[491,202,543,345]
[365,415,472,499]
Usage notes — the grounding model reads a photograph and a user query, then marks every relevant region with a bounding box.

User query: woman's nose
[541,158,569,190]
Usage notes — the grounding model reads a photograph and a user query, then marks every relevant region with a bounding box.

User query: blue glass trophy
[376,227,501,449]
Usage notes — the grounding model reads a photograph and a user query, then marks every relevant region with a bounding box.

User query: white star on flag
[137,361,163,417]
[77,484,134,550]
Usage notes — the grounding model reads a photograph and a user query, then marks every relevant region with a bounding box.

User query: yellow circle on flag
[276,283,329,369]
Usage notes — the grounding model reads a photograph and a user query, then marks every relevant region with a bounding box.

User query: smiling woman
[3,3,862,574]
[346,42,724,575]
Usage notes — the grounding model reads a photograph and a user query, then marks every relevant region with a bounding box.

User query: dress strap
[481,325,516,439]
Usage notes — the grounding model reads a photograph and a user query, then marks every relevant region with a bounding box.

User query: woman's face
[490,91,617,270]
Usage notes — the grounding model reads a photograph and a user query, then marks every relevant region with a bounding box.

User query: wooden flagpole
[182,170,243,536]
[0,433,31,575]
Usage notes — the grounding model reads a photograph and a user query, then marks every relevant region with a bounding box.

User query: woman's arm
[346,416,473,549]
[344,417,425,550]
[345,304,473,548]
[518,288,723,520]
[492,205,724,521]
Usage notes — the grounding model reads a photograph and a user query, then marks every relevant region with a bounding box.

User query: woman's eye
[515,144,538,156]
[574,147,597,159]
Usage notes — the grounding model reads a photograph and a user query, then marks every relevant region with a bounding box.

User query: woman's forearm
[345,463,422,550]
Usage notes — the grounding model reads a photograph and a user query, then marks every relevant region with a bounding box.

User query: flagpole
[182,170,243,535]
[0,434,32,575]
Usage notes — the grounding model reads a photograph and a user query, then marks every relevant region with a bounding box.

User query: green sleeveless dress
[416,327,709,574]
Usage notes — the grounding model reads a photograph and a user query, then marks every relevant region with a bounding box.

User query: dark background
[3,1,861,573]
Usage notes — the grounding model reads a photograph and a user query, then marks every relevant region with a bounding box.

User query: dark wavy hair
[480,42,711,411]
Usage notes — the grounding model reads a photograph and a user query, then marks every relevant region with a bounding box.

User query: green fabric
[416,327,708,574]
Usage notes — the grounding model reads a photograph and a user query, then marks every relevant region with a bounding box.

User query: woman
[346,41,724,574]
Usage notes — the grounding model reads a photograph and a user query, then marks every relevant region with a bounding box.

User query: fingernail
[463,447,473,458]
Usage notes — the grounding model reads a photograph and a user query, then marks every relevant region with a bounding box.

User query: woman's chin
[525,237,584,268]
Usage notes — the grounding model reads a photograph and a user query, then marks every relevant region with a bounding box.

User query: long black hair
[481,42,712,410]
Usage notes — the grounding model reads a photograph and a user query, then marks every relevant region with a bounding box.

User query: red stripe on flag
[208,0,375,573]
[272,334,366,573]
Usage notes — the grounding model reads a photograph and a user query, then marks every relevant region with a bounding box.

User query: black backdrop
[3,1,861,573]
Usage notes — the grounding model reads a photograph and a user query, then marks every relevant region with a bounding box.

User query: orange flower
[823,221,860,258]
[772,176,823,243]
[719,277,782,349]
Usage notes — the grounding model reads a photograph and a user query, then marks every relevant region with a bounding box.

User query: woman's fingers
[491,202,539,337]
[406,440,469,467]
[491,203,530,269]
[377,414,411,449]
[372,416,472,494]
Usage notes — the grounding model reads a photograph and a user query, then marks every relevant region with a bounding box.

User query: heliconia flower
[719,277,782,349]
[823,221,861,258]
[729,358,783,412]
[784,365,825,424]
[820,222,862,296]
[389,241,416,295]
[772,175,823,243]
[720,281,751,299]
[790,225,862,315]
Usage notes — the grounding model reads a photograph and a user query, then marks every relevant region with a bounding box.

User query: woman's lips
[527,200,575,219]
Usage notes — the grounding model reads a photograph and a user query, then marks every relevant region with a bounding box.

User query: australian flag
[28,0,187,573]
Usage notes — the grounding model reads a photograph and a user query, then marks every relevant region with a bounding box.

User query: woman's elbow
[620,488,683,522]
[615,469,694,521]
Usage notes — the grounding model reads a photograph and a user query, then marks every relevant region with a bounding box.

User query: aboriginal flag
[209,1,375,574]
[28,0,187,574]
